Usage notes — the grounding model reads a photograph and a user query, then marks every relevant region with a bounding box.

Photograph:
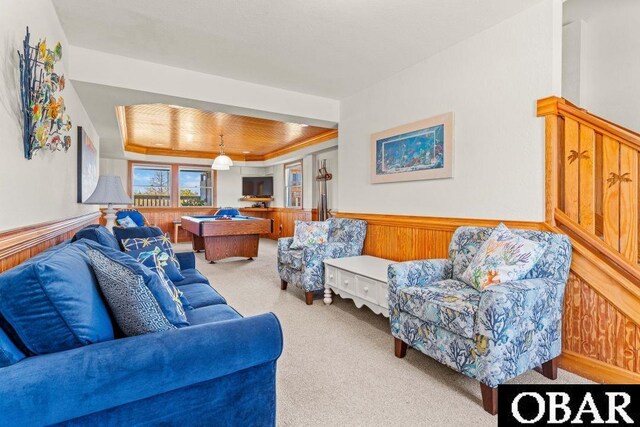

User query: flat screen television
[242,176,274,197]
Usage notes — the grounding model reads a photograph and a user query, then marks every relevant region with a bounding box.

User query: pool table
[181,215,272,262]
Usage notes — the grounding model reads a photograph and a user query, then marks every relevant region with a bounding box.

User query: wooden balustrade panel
[538,96,640,383]
[602,135,621,251]
[563,118,580,220]
[579,126,596,233]
[619,144,638,263]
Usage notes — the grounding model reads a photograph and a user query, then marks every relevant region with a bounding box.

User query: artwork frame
[370,112,454,184]
[77,127,98,203]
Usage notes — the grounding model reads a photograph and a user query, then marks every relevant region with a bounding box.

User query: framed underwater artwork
[77,126,98,202]
[371,112,454,184]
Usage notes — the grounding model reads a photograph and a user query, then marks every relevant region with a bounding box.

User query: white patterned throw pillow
[461,223,547,290]
[289,221,330,250]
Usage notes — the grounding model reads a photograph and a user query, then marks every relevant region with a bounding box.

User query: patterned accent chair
[388,226,572,414]
[278,218,367,305]
[115,209,150,227]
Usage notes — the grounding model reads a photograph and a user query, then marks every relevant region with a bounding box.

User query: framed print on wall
[371,112,454,184]
[77,126,98,202]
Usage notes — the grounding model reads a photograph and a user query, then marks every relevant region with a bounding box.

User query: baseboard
[560,350,640,384]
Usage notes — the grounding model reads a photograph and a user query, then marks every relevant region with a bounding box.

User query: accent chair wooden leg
[394,338,407,358]
[540,357,558,380]
[305,291,314,305]
[280,280,288,290]
[480,383,498,415]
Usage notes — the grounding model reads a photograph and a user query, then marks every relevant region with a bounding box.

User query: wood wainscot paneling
[107,207,314,243]
[335,212,543,261]
[102,207,218,243]
[240,208,312,240]
[0,212,100,273]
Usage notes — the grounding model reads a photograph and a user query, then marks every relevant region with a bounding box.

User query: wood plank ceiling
[116,103,337,161]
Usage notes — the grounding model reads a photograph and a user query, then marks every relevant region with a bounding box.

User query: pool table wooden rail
[181,216,272,262]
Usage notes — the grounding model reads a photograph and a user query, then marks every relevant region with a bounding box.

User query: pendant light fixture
[211,133,233,170]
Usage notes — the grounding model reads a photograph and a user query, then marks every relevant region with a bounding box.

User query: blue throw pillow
[0,241,115,355]
[117,216,138,228]
[72,224,120,251]
[138,247,193,312]
[112,226,164,250]
[83,241,189,329]
[87,248,180,336]
[121,234,184,281]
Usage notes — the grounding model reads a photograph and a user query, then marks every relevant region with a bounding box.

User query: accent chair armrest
[474,278,566,387]
[387,259,452,292]
[0,313,283,425]
[277,237,294,253]
[175,251,196,270]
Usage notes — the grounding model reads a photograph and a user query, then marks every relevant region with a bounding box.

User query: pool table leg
[248,257,254,261]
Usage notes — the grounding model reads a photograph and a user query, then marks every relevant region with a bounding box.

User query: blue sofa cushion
[397,279,480,339]
[82,240,189,328]
[174,268,210,286]
[113,226,163,250]
[186,304,242,325]
[0,241,115,354]
[0,327,24,367]
[178,283,226,308]
[72,224,120,251]
[122,234,184,281]
[87,248,181,336]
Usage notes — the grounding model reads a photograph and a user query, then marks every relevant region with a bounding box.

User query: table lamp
[84,176,133,232]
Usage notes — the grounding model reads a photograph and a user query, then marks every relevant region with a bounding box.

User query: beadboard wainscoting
[0,212,101,273]
[335,211,640,384]
[103,207,315,242]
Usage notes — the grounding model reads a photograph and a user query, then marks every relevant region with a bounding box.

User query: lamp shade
[212,154,233,170]
[84,176,133,205]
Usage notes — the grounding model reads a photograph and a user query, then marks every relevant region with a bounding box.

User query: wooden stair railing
[538,97,640,383]
[538,96,640,264]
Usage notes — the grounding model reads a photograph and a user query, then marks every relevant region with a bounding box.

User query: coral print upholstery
[289,221,330,250]
[460,223,547,290]
[278,218,367,293]
[388,225,571,388]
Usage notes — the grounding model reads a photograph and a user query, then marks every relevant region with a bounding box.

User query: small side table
[173,219,182,244]
[323,255,395,317]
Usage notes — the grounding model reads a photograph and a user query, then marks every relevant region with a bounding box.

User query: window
[132,164,171,207]
[284,161,303,208]
[179,168,214,207]
[129,162,217,208]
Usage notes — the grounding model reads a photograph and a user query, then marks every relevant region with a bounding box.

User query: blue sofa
[0,225,283,426]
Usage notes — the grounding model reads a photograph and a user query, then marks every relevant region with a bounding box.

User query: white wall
[562,20,585,105]
[564,0,640,131]
[338,0,562,221]
[0,0,100,231]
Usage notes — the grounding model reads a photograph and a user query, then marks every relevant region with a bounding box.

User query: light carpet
[178,239,590,427]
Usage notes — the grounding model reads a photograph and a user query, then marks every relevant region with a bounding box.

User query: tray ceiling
[116,104,337,161]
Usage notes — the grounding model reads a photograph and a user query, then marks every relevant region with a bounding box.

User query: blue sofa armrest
[474,278,566,387]
[0,313,283,425]
[175,251,196,270]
